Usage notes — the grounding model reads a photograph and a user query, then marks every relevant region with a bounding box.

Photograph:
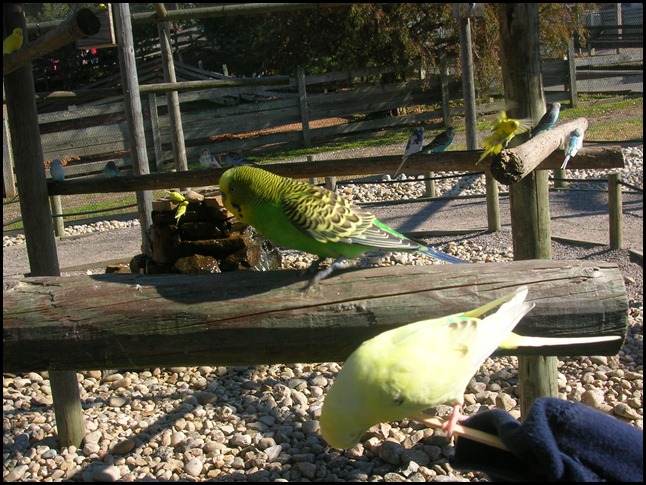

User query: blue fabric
[450,397,643,482]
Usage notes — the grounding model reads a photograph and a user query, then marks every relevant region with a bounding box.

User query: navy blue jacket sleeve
[450,397,643,482]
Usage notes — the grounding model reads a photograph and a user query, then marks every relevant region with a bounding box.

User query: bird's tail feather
[560,156,570,170]
[500,334,621,349]
[416,245,467,264]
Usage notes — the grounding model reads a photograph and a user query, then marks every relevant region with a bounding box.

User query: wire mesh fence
[3,3,643,235]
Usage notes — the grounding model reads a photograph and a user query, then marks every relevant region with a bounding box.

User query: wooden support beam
[3,260,627,373]
[3,8,100,76]
[46,145,625,196]
[490,118,590,185]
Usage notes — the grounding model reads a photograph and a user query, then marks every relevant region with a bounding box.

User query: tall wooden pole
[158,19,188,178]
[497,4,558,417]
[113,3,153,257]
[4,3,84,448]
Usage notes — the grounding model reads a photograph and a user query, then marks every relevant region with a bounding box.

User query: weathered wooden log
[3,261,627,373]
[490,118,590,185]
[46,146,625,196]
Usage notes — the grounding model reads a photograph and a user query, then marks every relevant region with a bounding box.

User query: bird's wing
[282,184,417,250]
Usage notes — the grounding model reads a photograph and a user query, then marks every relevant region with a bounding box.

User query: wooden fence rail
[3,260,628,373]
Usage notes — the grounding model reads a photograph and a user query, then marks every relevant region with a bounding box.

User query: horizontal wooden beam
[3,260,627,372]
[46,144,625,195]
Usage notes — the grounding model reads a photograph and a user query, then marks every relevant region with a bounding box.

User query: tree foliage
[200,3,593,99]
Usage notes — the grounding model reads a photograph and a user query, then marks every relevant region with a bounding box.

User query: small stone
[184,458,203,477]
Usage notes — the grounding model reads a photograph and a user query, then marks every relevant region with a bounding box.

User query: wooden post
[148,93,164,172]
[458,8,499,230]
[3,2,84,449]
[114,3,153,258]
[497,3,557,418]
[49,195,65,237]
[297,66,311,147]
[307,155,318,185]
[485,171,501,232]
[566,40,578,109]
[158,21,188,181]
[608,172,623,249]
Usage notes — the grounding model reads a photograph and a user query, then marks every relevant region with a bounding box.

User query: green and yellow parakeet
[219,166,466,287]
[476,111,532,164]
[3,27,23,55]
[319,286,621,449]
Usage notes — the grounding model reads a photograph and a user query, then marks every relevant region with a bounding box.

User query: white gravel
[2,146,643,482]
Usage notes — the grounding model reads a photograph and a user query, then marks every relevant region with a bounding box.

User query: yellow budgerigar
[476,111,532,164]
[3,27,23,55]
[319,286,621,449]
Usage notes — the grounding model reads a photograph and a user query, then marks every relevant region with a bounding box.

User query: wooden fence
[3,48,642,199]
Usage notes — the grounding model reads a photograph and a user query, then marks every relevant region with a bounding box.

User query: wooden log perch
[490,118,590,185]
[3,260,627,373]
[46,145,625,197]
[3,8,100,76]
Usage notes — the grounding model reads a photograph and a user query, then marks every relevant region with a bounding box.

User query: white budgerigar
[561,128,584,170]
[319,286,621,449]
[394,126,425,177]
[199,148,222,169]
[49,159,65,181]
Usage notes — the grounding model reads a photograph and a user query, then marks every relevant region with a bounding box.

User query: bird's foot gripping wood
[302,257,353,289]
[441,403,469,441]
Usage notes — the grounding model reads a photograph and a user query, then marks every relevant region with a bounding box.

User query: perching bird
[219,166,466,287]
[394,127,455,178]
[530,103,561,138]
[561,127,584,170]
[3,27,23,55]
[476,111,532,164]
[319,286,621,449]
[103,161,120,178]
[396,127,425,176]
[50,159,65,181]
[199,148,222,169]
[221,151,259,168]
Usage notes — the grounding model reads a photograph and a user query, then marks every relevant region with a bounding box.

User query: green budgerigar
[319,286,621,449]
[219,166,466,287]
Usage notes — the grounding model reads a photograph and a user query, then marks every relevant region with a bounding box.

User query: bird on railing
[220,151,259,168]
[219,165,466,289]
[561,127,584,170]
[394,127,454,178]
[103,161,121,178]
[477,111,532,164]
[3,27,23,55]
[395,126,424,177]
[530,102,561,138]
[49,159,65,181]
[199,148,222,169]
[319,285,621,449]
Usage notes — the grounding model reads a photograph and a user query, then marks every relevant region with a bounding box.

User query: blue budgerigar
[220,151,259,168]
[530,103,561,138]
[103,161,120,178]
[561,128,584,170]
[49,159,65,181]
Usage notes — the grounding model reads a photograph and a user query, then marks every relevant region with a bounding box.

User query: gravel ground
[2,146,643,482]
